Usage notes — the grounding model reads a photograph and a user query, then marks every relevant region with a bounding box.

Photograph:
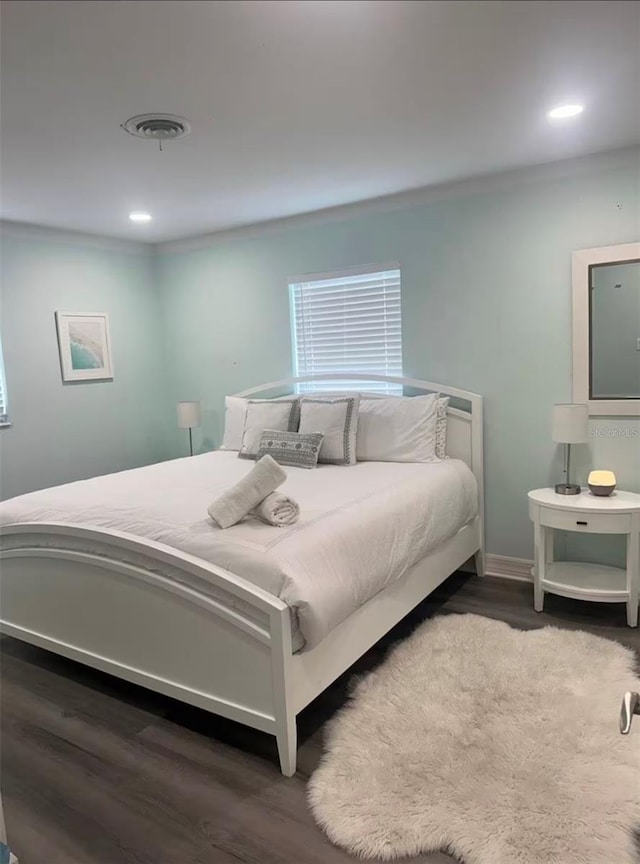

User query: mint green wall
[0,227,170,499]
[156,159,640,563]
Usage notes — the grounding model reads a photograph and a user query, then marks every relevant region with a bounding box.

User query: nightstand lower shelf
[535,561,628,603]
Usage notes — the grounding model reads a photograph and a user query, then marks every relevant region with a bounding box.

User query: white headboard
[234,373,484,546]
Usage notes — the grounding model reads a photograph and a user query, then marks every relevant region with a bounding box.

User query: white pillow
[298,395,360,466]
[222,396,298,451]
[238,399,299,458]
[356,393,439,462]
[221,396,248,450]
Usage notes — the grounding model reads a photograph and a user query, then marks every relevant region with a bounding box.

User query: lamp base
[555,482,581,495]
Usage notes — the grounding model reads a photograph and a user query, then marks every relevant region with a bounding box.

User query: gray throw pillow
[238,398,299,458]
[256,430,324,469]
[298,395,360,466]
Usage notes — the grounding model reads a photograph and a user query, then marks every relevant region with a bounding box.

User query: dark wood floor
[2,574,639,864]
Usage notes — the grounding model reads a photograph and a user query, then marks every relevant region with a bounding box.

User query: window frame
[288,262,403,395]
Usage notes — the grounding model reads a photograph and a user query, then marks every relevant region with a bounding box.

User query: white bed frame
[0,374,484,776]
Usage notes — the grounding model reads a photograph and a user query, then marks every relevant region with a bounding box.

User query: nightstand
[528,488,640,627]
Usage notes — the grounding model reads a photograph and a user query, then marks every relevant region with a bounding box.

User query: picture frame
[55,312,114,382]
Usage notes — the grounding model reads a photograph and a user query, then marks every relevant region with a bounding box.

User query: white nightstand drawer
[539,506,631,535]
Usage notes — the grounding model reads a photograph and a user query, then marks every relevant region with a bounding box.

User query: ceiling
[1,0,639,243]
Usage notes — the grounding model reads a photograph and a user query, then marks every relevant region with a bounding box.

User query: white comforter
[0,452,478,648]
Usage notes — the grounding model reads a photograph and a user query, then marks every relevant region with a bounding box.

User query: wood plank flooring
[2,573,639,864]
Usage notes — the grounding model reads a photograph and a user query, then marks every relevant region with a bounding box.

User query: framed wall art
[55,312,114,382]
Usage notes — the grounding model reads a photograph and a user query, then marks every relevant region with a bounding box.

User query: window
[289,264,403,395]
[0,338,8,425]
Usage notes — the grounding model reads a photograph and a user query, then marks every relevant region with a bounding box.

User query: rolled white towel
[208,454,287,529]
[251,492,300,527]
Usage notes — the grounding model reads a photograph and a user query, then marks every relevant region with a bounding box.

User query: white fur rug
[308,614,640,863]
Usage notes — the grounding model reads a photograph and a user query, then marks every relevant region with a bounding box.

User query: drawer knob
[576,520,588,526]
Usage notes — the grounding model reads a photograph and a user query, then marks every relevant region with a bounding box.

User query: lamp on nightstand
[552,403,588,495]
[177,401,201,457]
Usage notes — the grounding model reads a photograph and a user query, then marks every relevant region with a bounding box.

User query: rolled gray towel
[251,492,300,526]
[208,454,287,529]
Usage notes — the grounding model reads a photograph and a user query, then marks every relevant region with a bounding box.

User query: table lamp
[177,401,201,457]
[552,403,588,495]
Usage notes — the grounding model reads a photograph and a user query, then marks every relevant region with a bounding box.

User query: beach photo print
[55,312,114,382]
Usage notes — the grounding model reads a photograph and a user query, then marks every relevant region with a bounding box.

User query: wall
[591,262,640,398]
[155,153,640,564]
[0,224,171,499]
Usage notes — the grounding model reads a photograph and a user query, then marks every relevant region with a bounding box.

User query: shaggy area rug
[308,614,640,863]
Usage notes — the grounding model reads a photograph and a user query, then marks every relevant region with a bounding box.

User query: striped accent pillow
[435,396,450,459]
[257,430,324,469]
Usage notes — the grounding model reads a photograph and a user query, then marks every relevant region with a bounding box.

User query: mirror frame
[572,241,640,416]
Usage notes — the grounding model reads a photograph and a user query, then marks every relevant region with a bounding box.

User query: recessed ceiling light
[129,211,152,223]
[547,104,584,120]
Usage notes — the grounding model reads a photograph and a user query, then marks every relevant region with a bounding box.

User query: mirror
[590,259,640,399]
[573,242,640,416]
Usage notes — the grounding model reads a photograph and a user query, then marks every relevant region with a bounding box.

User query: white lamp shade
[177,401,202,429]
[552,403,588,443]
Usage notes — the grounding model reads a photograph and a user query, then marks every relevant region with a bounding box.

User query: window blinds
[289,265,403,395]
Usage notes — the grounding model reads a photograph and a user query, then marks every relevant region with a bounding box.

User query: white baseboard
[485,554,533,583]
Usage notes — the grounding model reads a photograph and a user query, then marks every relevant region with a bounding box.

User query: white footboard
[1,515,481,778]
[0,523,298,775]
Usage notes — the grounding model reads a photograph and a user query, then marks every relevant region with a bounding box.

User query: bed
[0,374,484,775]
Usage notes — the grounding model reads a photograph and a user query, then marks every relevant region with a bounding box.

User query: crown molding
[155,146,640,255]
[0,220,151,255]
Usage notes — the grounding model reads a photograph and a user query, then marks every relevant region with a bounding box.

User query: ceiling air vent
[122,114,191,150]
